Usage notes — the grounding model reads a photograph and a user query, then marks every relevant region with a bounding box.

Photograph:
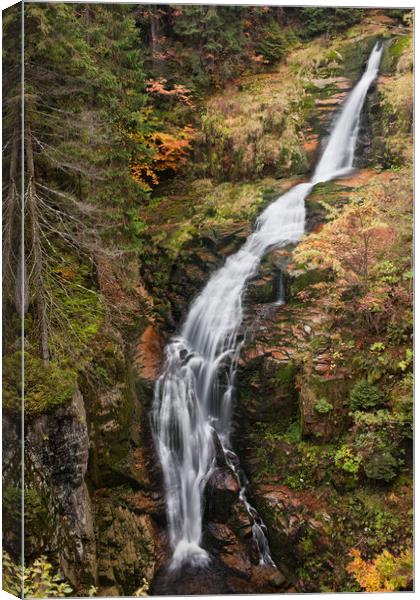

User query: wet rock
[269,568,287,587]
[152,560,234,595]
[83,342,155,490]
[219,546,252,578]
[206,522,236,547]
[250,564,288,590]
[201,222,251,253]
[298,355,351,441]
[237,355,298,433]
[211,430,229,468]
[204,467,240,522]
[246,275,276,305]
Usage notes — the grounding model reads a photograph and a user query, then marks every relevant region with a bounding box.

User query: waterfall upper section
[152,42,383,571]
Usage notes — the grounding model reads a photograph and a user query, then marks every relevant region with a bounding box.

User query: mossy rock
[246,276,276,305]
[338,35,385,79]
[380,35,411,74]
[289,268,331,300]
[95,492,156,595]
[364,449,399,482]
[299,372,351,441]
[3,352,76,416]
[85,361,152,490]
[237,357,298,436]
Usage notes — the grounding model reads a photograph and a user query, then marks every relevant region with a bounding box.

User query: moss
[273,362,294,387]
[246,278,275,304]
[3,352,76,415]
[164,223,196,258]
[289,268,330,298]
[380,35,411,73]
[42,251,105,367]
[95,491,155,594]
[338,36,381,78]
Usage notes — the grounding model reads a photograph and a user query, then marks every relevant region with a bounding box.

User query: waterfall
[152,42,383,571]
[275,270,286,306]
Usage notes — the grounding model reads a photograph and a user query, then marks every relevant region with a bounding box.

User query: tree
[20,3,150,364]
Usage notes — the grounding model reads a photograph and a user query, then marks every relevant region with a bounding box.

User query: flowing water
[152,42,383,571]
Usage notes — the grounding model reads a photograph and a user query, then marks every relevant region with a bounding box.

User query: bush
[346,547,413,592]
[350,380,382,411]
[2,552,73,598]
[334,445,361,475]
[314,397,334,414]
[364,449,399,482]
[352,410,404,482]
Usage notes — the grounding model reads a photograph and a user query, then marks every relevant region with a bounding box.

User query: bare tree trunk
[26,128,50,363]
[3,131,19,289]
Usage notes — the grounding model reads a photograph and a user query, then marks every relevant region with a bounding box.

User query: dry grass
[199,68,308,181]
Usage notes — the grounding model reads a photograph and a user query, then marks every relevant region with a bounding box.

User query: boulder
[204,467,240,522]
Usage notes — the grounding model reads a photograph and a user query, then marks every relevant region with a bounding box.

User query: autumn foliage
[293,175,412,336]
[130,126,196,190]
[146,78,194,107]
[346,548,413,592]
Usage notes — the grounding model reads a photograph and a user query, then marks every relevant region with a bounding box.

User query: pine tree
[20,3,150,364]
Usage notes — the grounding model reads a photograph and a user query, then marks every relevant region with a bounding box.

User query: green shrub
[350,380,382,411]
[314,397,334,414]
[334,445,361,475]
[2,552,73,598]
[390,373,413,437]
[352,413,403,482]
[364,450,399,482]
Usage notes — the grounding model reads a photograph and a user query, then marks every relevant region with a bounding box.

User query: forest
[2,3,413,597]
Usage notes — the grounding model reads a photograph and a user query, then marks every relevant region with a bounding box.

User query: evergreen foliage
[290,8,365,40]
[256,22,288,64]
[3,3,152,394]
[350,380,382,411]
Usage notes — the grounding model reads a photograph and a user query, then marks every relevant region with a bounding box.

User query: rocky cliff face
[24,388,97,589]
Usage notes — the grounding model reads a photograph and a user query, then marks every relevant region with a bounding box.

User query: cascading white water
[152,42,383,571]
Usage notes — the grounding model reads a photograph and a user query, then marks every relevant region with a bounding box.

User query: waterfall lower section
[152,43,383,572]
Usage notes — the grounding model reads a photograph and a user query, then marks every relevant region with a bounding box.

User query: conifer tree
[20,3,149,363]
